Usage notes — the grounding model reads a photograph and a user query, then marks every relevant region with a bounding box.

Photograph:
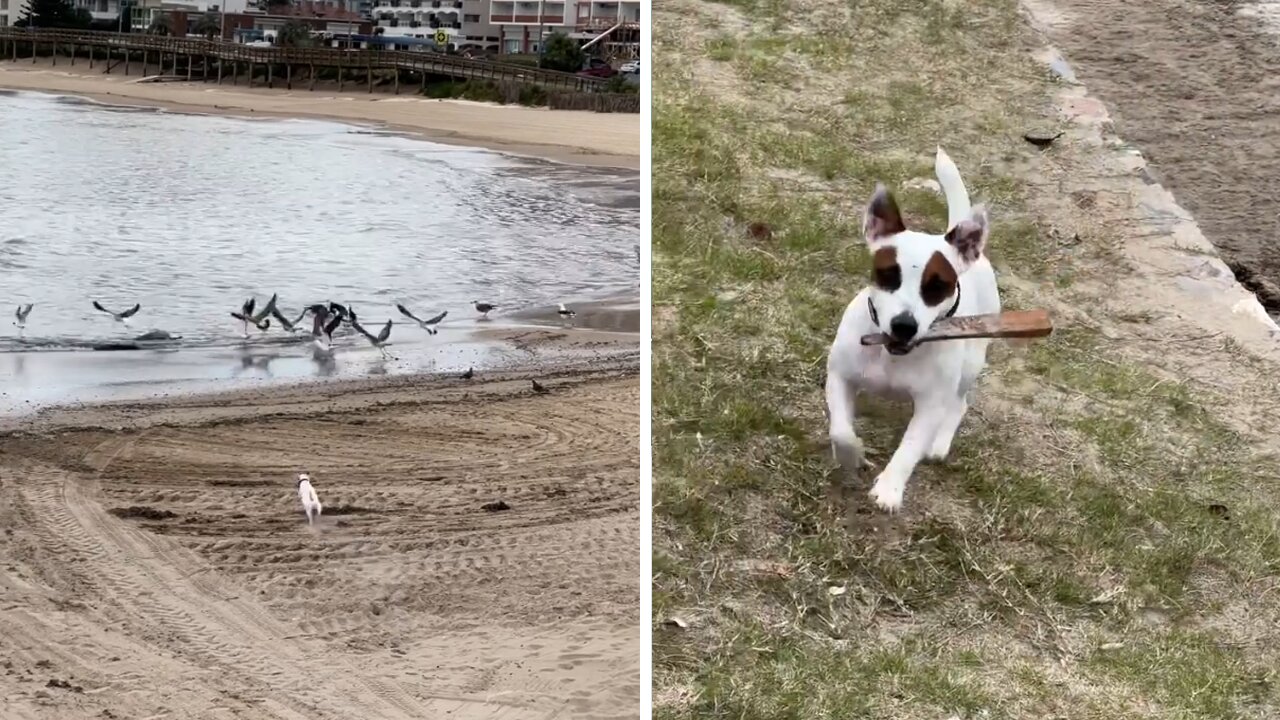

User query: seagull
[396,304,447,335]
[13,304,32,334]
[93,301,141,324]
[311,308,343,350]
[351,316,394,359]
[531,379,549,394]
[328,302,352,323]
[557,303,576,319]
[461,367,474,380]
[230,311,270,338]
[473,301,497,319]
[271,305,309,334]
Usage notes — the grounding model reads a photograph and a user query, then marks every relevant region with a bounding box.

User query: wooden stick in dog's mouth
[860,309,1054,347]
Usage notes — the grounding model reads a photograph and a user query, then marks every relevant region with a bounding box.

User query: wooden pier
[0,28,606,94]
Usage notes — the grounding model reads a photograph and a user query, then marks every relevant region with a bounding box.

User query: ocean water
[0,89,639,353]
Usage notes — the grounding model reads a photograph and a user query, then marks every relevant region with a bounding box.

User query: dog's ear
[863,184,906,243]
[945,205,989,264]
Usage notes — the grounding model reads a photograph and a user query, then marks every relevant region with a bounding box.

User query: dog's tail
[935,146,971,231]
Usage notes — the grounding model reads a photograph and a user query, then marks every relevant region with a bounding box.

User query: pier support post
[124,49,130,75]
[217,58,223,83]
[202,54,208,81]
[171,51,178,76]
[309,62,315,91]
[267,61,273,89]
[143,50,148,76]
[248,61,253,88]
[338,63,344,92]
[286,63,292,90]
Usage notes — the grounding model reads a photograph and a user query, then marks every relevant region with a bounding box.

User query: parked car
[577,65,617,79]
[620,59,640,74]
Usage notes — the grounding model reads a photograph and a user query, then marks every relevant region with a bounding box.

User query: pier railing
[0,27,606,93]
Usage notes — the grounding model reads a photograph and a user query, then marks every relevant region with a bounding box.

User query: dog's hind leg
[926,395,969,462]
[825,370,866,473]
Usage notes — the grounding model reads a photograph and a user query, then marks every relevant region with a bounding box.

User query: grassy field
[651,0,1280,717]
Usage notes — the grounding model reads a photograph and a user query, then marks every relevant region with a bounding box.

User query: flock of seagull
[11,296,580,363]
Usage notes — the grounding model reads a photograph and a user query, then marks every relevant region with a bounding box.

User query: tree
[194,12,221,40]
[538,31,584,73]
[275,20,313,47]
[15,0,79,28]
[147,13,172,35]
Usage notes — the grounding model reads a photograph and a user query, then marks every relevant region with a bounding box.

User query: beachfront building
[369,0,463,49]
[488,0,638,55]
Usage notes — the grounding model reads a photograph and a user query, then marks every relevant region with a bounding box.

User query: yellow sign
[434,29,448,45]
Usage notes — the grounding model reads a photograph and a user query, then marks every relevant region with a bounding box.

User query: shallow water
[0,90,640,353]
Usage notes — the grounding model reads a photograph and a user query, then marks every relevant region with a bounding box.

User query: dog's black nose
[889,313,918,342]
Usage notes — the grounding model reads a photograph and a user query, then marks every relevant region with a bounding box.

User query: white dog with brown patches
[297,473,323,525]
[826,148,1000,512]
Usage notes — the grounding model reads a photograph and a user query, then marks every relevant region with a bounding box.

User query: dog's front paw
[830,431,869,471]
[868,473,906,513]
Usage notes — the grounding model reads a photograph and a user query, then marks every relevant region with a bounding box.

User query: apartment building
[369,0,463,47]
[488,0,638,54]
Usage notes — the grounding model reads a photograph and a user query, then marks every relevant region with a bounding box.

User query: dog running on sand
[825,147,1001,513]
[297,473,323,525]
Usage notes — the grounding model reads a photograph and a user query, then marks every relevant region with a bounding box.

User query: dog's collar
[867,283,962,327]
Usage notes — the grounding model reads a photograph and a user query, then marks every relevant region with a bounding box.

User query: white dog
[297,473,323,525]
[825,148,1000,512]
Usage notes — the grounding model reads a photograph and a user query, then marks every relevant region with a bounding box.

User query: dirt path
[1023,0,1280,311]
[0,363,639,719]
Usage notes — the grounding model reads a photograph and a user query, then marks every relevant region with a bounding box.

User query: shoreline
[0,60,640,169]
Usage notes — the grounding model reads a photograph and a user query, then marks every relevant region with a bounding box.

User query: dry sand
[0,59,640,169]
[0,354,640,719]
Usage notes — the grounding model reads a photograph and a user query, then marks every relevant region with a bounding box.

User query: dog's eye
[873,264,902,291]
[920,275,953,305]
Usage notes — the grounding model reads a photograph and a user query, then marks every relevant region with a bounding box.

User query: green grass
[652,0,1280,716]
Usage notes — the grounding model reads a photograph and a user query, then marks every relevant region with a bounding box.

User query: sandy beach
[0,59,640,168]
[0,57,641,719]
[0,346,640,719]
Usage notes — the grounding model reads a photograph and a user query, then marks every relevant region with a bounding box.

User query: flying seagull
[13,303,32,334]
[473,301,497,319]
[311,308,344,351]
[396,304,446,335]
[531,379,549,394]
[230,310,270,338]
[351,316,394,359]
[557,303,576,319]
[271,305,309,334]
[93,301,141,324]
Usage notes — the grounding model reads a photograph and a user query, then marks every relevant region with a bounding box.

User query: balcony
[490,13,564,23]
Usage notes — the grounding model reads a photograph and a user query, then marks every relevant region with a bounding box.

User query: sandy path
[0,60,640,168]
[1024,0,1280,312]
[0,363,639,719]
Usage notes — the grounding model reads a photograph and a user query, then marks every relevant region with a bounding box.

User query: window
[1,0,8,11]
[463,13,479,22]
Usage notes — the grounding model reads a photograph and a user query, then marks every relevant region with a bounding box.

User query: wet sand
[0,356,639,719]
[0,60,640,169]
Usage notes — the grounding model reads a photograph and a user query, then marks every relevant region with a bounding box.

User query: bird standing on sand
[557,303,576,320]
[461,367,474,380]
[351,314,394,359]
[93,301,142,325]
[13,304,32,335]
[531,379,549,394]
[473,301,497,319]
[396,304,447,335]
